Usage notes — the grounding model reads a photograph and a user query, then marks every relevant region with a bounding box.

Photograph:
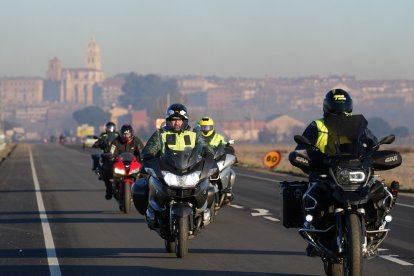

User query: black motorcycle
[132,143,217,258]
[283,114,402,276]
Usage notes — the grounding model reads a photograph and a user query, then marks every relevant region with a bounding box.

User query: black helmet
[323,88,353,116]
[120,124,134,136]
[120,124,134,143]
[165,103,189,121]
[105,121,116,133]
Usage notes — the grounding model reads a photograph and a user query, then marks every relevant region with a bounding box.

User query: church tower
[84,36,102,70]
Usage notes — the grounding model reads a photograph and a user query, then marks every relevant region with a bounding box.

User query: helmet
[198,117,215,137]
[323,88,353,116]
[165,103,189,121]
[120,124,134,142]
[105,121,116,133]
[165,103,189,132]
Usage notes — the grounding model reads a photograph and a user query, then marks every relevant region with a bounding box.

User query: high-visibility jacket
[160,130,197,153]
[208,132,226,148]
[314,118,328,154]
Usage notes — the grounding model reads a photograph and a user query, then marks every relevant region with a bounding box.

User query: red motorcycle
[112,152,142,213]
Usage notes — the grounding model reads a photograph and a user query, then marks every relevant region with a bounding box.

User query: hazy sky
[1,0,413,79]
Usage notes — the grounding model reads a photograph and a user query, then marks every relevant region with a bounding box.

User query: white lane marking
[230,204,244,209]
[239,172,414,208]
[264,216,280,222]
[379,255,414,266]
[29,146,62,276]
[378,248,414,266]
[251,208,271,217]
[237,172,282,183]
[396,202,414,208]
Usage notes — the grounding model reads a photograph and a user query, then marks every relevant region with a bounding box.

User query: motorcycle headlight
[336,169,366,184]
[349,171,366,183]
[162,170,201,188]
[114,167,126,175]
[129,168,140,175]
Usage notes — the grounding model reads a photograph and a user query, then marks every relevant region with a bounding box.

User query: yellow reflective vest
[160,130,197,153]
[314,118,328,154]
[209,133,226,148]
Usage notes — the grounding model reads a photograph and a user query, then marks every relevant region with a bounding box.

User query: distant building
[221,120,266,142]
[93,77,125,108]
[45,37,105,105]
[0,77,43,106]
[264,114,306,142]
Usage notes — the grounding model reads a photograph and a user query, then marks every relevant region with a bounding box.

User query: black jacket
[110,136,145,162]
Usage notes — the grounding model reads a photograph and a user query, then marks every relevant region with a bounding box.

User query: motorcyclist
[105,124,144,199]
[196,116,226,147]
[141,103,213,162]
[92,121,119,176]
[141,103,214,227]
[292,88,396,256]
[196,116,236,202]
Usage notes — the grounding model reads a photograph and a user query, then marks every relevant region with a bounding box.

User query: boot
[105,182,113,200]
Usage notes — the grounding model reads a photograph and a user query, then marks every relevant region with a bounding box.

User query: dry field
[233,143,414,192]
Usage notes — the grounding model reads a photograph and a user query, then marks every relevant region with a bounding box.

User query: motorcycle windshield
[162,143,203,171]
[213,143,226,160]
[118,152,135,164]
[324,114,368,159]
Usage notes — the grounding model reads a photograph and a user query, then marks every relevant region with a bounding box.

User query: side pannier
[280,181,308,228]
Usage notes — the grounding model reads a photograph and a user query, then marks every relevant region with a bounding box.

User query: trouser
[91,153,102,171]
[102,161,114,193]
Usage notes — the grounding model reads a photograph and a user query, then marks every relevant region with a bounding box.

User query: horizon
[1,0,413,80]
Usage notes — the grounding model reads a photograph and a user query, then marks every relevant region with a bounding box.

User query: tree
[73,106,111,129]
[367,117,392,138]
[367,117,409,138]
[393,126,409,138]
[119,73,182,118]
[258,127,274,143]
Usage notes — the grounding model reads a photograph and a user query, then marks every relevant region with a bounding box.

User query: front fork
[334,208,366,254]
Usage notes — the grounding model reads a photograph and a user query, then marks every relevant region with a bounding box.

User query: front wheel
[344,213,363,275]
[122,182,132,214]
[175,216,189,258]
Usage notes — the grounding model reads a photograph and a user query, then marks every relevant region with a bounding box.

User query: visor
[200,125,213,132]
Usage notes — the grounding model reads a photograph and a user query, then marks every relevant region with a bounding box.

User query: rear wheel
[175,216,189,258]
[210,196,217,222]
[122,182,131,214]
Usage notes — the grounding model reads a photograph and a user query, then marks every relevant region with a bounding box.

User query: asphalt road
[0,143,413,275]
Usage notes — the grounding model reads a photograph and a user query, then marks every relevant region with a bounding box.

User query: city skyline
[1,0,413,80]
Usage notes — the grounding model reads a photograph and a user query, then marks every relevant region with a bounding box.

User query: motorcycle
[284,114,402,276]
[209,141,237,214]
[112,152,142,213]
[132,142,218,258]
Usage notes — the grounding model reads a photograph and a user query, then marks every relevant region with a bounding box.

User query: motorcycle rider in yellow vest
[294,88,388,257]
[142,103,213,162]
[141,103,214,227]
[197,117,227,148]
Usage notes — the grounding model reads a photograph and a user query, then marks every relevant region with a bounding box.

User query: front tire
[344,213,363,275]
[122,182,131,214]
[175,216,189,258]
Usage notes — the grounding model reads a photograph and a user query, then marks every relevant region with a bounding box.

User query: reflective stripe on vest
[210,133,225,147]
[315,119,328,154]
[161,131,196,153]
